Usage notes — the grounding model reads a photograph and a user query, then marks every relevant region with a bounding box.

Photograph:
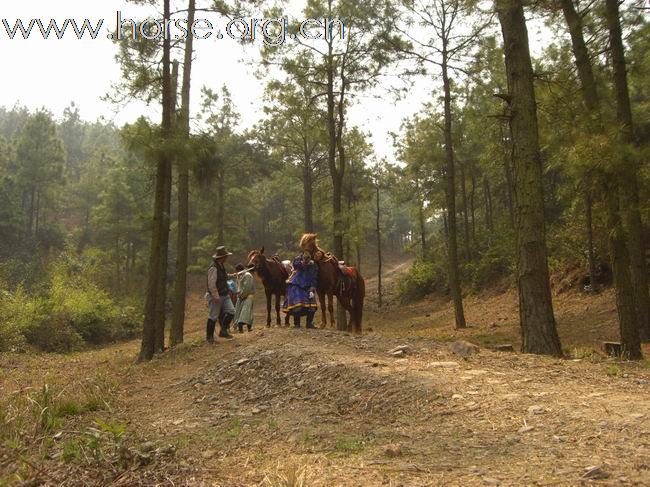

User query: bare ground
[1,263,650,486]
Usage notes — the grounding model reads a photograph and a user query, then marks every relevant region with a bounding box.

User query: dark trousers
[292,308,316,328]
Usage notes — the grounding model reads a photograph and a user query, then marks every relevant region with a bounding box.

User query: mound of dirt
[186,332,443,420]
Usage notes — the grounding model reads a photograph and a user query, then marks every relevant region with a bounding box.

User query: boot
[306,311,316,329]
[206,319,216,343]
[238,323,244,334]
[219,314,234,339]
[247,323,252,332]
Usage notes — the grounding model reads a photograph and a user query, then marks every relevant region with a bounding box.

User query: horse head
[300,233,319,255]
[247,250,265,275]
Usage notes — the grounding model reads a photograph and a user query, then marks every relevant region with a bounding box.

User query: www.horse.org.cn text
[0,12,347,46]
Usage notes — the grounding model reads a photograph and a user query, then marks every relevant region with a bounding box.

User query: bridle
[248,253,269,278]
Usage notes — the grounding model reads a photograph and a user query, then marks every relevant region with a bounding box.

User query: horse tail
[352,271,365,334]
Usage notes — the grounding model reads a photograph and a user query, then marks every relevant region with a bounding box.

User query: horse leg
[318,291,327,328]
[283,295,290,326]
[266,290,272,327]
[352,276,364,334]
[328,293,335,329]
[351,297,360,334]
[337,295,352,333]
[275,293,282,326]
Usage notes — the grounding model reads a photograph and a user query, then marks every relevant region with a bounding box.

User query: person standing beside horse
[299,233,365,334]
[206,246,236,343]
[283,252,319,329]
[233,263,255,333]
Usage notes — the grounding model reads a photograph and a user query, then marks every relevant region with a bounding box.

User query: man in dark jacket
[206,246,235,343]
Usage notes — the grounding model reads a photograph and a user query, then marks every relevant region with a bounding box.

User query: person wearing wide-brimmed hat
[205,246,235,342]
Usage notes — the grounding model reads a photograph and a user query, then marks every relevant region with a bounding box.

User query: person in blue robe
[283,252,319,329]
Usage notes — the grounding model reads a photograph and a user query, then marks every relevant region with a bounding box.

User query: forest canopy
[0,0,648,360]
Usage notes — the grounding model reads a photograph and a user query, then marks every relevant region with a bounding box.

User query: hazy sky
[0,1,550,162]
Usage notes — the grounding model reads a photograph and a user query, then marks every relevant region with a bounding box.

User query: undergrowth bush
[0,255,141,353]
[0,286,43,352]
[464,237,515,291]
[397,229,517,302]
[397,260,446,303]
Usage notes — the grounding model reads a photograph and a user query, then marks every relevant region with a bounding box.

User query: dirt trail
[2,262,650,486]
[117,328,650,486]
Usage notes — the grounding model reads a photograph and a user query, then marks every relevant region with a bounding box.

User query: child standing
[233,263,255,333]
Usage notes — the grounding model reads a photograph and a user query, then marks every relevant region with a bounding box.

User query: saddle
[272,255,289,280]
[312,249,355,295]
[338,266,356,296]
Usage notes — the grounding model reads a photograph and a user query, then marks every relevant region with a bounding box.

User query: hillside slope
[1,261,649,486]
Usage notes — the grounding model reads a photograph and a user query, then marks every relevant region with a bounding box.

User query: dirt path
[115,327,650,486]
[2,266,650,486]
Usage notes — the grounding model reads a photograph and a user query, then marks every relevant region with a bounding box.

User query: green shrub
[0,256,43,291]
[397,260,446,303]
[110,306,141,341]
[0,256,141,353]
[0,286,42,352]
[24,314,84,353]
[465,240,515,291]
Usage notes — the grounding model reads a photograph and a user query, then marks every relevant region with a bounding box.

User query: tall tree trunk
[585,191,597,287]
[217,168,225,243]
[561,0,600,292]
[376,184,383,308]
[470,164,477,250]
[606,182,642,358]
[140,0,173,361]
[497,0,562,356]
[334,87,347,264]
[459,158,471,261]
[302,143,314,233]
[325,8,349,331]
[416,177,427,256]
[345,194,352,262]
[560,0,600,117]
[561,0,644,349]
[442,205,449,241]
[353,199,361,270]
[325,0,343,259]
[605,0,649,342]
[503,148,515,228]
[170,0,196,348]
[154,58,178,353]
[441,40,466,329]
[483,176,494,234]
[140,165,165,361]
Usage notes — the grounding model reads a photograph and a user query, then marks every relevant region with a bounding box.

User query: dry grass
[1,263,649,485]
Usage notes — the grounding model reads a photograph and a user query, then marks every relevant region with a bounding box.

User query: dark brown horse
[247,247,290,327]
[300,233,365,334]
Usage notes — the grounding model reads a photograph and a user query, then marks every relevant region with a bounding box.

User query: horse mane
[300,233,328,256]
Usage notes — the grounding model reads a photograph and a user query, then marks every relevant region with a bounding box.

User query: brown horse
[299,233,365,334]
[247,247,290,327]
